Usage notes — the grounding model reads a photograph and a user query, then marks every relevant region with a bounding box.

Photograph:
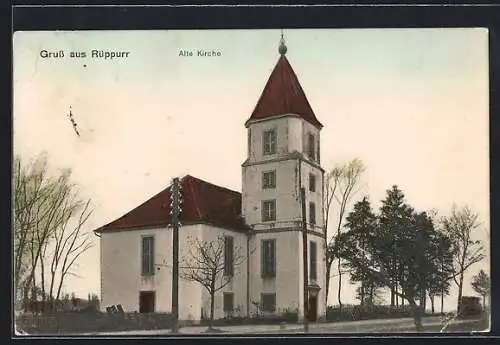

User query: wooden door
[307,295,318,322]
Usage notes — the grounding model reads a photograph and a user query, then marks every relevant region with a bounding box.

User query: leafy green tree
[343,197,381,308]
[377,186,414,308]
[442,205,485,314]
[427,230,454,314]
[341,187,444,332]
[471,269,490,309]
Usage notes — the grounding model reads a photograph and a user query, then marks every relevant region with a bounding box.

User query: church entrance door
[307,295,318,322]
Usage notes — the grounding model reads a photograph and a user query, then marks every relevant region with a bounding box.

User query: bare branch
[180,235,246,323]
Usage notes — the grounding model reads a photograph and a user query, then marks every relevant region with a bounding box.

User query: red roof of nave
[94,175,247,233]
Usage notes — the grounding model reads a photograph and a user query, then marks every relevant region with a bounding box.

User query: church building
[95,35,327,323]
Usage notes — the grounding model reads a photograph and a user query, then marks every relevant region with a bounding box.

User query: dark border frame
[8,3,500,342]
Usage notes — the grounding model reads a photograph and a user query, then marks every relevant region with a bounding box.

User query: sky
[13,28,490,311]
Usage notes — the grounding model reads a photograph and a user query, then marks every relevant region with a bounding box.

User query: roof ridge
[183,174,241,195]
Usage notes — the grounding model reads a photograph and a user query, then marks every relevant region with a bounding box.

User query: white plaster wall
[248,230,301,315]
[197,225,248,320]
[246,115,317,164]
[242,159,301,227]
[246,230,326,319]
[100,225,203,321]
[299,161,325,234]
[302,119,321,164]
[287,117,304,153]
[100,224,248,321]
[296,232,327,320]
[246,117,287,163]
[242,115,326,320]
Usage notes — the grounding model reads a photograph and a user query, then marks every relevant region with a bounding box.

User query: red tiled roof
[246,55,323,129]
[95,175,248,233]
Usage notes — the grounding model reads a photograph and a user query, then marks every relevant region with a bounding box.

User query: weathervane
[279,29,287,55]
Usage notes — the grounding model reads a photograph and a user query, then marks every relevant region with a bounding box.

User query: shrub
[326,304,428,322]
[15,312,175,334]
[201,309,299,326]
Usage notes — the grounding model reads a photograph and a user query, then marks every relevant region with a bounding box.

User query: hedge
[16,311,175,335]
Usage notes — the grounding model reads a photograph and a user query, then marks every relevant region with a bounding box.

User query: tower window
[262,171,276,189]
[261,239,276,278]
[262,200,276,222]
[309,202,316,226]
[307,133,315,160]
[309,173,316,192]
[248,128,252,157]
[310,241,317,281]
[263,129,277,155]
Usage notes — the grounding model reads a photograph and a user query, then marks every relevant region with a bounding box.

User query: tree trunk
[390,258,395,308]
[337,259,342,313]
[395,285,399,308]
[440,285,445,315]
[422,291,427,312]
[408,298,424,332]
[325,262,331,308]
[390,288,394,308]
[430,295,435,314]
[457,273,464,315]
[440,293,444,315]
[209,292,215,329]
[369,285,374,306]
[482,295,486,309]
[40,255,46,307]
[360,283,365,308]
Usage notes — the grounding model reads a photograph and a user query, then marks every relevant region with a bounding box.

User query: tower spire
[279,29,287,56]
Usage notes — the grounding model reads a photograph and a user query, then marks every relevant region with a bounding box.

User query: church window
[309,202,316,225]
[224,236,234,276]
[309,173,316,192]
[261,293,276,312]
[263,129,277,155]
[262,200,276,221]
[310,241,317,281]
[261,239,276,278]
[307,133,315,160]
[141,236,155,276]
[262,171,276,189]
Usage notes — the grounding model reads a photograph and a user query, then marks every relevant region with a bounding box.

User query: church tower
[242,33,326,321]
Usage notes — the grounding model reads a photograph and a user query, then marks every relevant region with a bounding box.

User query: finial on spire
[279,29,287,55]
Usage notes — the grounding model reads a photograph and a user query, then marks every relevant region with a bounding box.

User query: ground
[81,315,489,336]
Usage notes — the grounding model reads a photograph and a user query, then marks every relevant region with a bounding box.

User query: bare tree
[48,198,93,306]
[323,158,365,311]
[441,205,485,314]
[13,154,69,303]
[180,235,245,329]
[13,153,94,311]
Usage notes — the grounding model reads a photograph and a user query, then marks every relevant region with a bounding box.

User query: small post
[301,187,309,333]
[171,178,180,333]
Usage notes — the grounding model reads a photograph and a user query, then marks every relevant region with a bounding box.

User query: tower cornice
[241,151,324,173]
[244,113,323,130]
